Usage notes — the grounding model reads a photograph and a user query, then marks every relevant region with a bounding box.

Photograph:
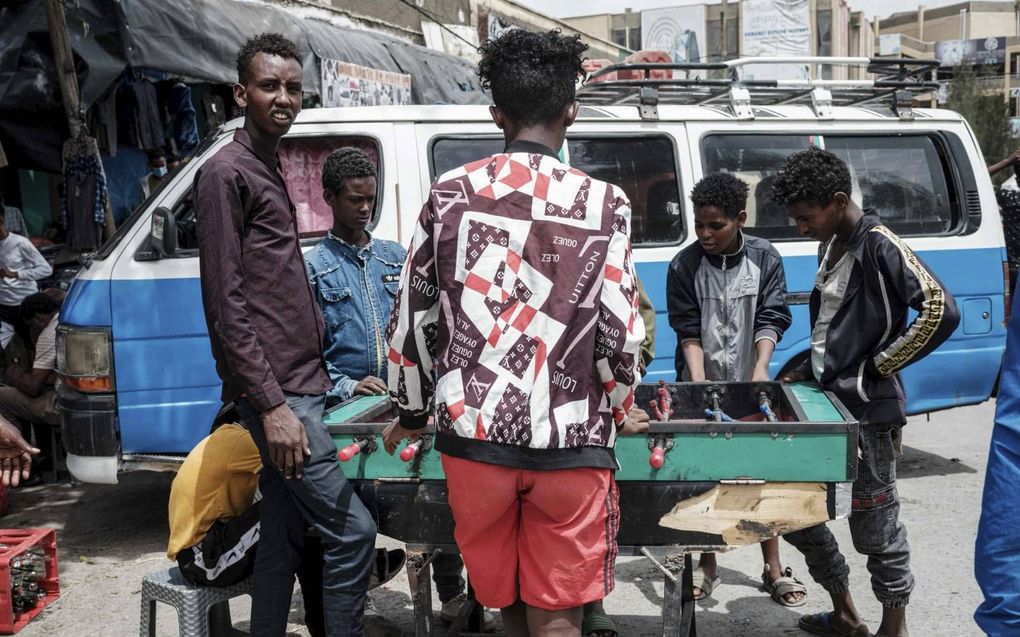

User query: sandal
[798,611,871,637]
[691,568,721,601]
[762,566,808,607]
[581,609,618,637]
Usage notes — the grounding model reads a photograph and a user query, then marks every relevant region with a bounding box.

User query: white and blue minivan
[56,64,1009,482]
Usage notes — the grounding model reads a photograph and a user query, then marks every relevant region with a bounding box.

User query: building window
[612,29,627,48]
[629,27,641,51]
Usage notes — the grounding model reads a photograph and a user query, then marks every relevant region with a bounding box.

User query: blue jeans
[239,393,377,637]
[785,423,913,608]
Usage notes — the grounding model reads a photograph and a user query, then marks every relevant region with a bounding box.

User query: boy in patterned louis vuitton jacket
[775,147,960,637]
[382,29,643,637]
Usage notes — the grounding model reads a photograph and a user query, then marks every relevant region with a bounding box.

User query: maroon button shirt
[194,129,330,412]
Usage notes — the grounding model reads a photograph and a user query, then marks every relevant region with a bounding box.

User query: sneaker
[440,593,496,632]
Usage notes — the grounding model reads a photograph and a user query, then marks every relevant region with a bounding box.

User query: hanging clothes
[166,82,199,155]
[117,75,164,151]
[89,87,118,156]
[60,136,108,250]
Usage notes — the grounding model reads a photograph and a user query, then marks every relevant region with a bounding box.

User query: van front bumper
[57,383,120,484]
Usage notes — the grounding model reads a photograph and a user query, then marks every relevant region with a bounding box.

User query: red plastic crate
[0,529,59,634]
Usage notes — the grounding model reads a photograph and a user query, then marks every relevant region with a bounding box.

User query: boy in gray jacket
[666,173,803,606]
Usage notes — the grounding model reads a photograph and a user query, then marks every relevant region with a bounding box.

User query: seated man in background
[0,293,61,433]
[306,147,493,630]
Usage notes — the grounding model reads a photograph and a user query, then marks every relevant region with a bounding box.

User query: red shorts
[442,454,619,610]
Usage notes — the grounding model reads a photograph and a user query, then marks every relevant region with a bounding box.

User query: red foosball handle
[649,446,666,470]
[338,443,362,462]
[400,440,422,462]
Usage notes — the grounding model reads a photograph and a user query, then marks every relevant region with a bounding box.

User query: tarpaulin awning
[0,0,486,172]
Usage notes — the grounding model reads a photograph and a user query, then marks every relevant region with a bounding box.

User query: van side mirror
[150,207,177,258]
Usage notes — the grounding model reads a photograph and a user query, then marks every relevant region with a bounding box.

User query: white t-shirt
[811,244,855,381]
[33,315,58,372]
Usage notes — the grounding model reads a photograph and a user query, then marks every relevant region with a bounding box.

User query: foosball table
[324,381,858,637]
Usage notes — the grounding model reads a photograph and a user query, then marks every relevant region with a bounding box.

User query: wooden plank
[657,482,831,547]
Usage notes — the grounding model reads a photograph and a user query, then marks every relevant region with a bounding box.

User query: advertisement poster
[935,37,1006,67]
[740,0,812,80]
[641,5,706,68]
[320,59,412,108]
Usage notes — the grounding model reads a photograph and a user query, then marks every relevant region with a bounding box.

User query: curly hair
[20,293,61,322]
[322,147,377,194]
[690,173,749,219]
[772,147,853,207]
[236,33,302,85]
[477,29,588,124]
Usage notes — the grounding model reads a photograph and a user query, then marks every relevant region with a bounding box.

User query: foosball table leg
[641,549,697,637]
[407,549,441,637]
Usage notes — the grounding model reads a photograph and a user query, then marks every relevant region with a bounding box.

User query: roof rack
[577,57,941,121]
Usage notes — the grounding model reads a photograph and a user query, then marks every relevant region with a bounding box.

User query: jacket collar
[845,209,881,260]
[327,230,374,257]
[702,231,746,269]
[504,139,559,159]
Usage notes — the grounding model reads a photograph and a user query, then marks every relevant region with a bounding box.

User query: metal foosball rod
[758,390,779,422]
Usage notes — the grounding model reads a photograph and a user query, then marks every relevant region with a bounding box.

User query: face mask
[153,166,168,178]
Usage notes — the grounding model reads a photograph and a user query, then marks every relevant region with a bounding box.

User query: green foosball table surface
[326,381,858,551]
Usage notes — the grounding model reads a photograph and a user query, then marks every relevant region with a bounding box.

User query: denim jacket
[306,233,407,405]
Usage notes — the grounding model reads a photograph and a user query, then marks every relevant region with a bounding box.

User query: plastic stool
[139,567,253,637]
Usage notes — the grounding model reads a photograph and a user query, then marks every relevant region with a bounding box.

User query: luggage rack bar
[577,56,941,121]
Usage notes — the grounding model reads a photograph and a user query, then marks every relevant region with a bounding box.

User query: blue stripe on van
[62,244,1005,455]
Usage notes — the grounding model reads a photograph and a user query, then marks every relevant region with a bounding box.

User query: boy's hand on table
[355,376,388,396]
[383,418,421,455]
[618,406,650,435]
[779,371,806,383]
[751,366,772,382]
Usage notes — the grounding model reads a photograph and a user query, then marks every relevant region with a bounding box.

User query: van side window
[170,136,380,253]
[567,137,684,246]
[701,134,957,240]
[430,136,684,247]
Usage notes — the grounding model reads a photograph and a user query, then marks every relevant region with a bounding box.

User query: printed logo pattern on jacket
[386,151,644,451]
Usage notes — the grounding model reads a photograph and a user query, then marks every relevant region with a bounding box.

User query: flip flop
[762,566,809,607]
[798,612,871,637]
[581,609,618,637]
[691,568,721,601]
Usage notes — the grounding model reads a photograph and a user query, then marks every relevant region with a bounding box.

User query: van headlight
[56,325,115,392]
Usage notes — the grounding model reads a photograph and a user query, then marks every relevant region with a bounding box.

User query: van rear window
[431,136,684,247]
[701,134,957,239]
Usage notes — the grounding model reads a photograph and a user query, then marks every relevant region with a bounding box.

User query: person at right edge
[774,147,959,637]
[383,29,643,637]
[194,33,376,636]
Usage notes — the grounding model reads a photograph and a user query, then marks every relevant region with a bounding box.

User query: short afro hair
[477,29,587,125]
[691,173,749,219]
[19,292,61,322]
[322,147,377,194]
[772,147,853,207]
[236,33,302,85]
